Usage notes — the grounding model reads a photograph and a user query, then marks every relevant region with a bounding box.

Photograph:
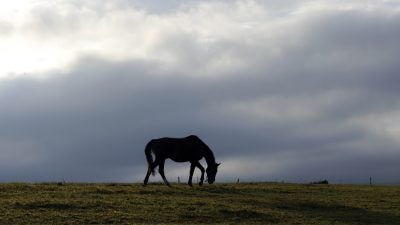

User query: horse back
[150,135,206,162]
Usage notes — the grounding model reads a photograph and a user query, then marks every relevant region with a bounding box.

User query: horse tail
[145,140,155,176]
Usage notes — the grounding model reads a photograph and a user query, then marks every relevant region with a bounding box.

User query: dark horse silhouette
[143,135,220,187]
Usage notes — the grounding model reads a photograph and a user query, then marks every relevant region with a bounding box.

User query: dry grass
[0,182,399,224]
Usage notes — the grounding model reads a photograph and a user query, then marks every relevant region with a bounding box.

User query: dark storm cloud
[1,1,400,184]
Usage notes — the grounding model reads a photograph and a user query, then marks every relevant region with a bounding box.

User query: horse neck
[203,147,216,167]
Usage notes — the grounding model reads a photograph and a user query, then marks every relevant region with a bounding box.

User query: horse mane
[190,135,216,166]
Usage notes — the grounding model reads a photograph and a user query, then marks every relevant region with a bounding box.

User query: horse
[143,135,220,187]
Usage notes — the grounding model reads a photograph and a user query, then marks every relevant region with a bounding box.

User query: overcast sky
[1,0,400,184]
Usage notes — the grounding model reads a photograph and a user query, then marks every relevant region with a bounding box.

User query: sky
[1,0,400,184]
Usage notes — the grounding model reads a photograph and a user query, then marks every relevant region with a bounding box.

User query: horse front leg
[158,160,171,187]
[188,163,196,187]
[195,162,205,186]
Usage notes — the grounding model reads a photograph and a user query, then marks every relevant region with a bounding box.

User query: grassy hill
[1,182,399,224]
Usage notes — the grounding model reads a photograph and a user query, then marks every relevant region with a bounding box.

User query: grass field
[0,182,399,224]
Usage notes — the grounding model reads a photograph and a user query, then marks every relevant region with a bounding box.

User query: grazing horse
[143,135,220,187]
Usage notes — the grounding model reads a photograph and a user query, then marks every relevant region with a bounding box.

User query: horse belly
[169,148,202,162]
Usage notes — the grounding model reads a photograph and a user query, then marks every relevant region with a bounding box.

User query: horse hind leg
[158,160,171,187]
[143,169,151,186]
[143,163,156,186]
[143,158,160,186]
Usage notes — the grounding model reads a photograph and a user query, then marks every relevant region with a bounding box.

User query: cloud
[0,0,400,184]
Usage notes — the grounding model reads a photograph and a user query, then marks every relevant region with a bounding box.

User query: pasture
[0,182,399,224]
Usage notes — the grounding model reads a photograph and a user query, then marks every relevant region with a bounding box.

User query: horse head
[206,163,220,184]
